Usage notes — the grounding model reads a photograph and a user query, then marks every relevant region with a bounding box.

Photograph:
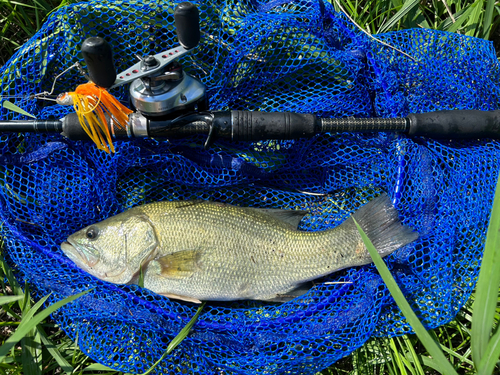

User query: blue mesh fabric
[0,0,499,373]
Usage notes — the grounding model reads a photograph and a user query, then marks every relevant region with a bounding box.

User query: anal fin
[159,292,202,304]
[257,282,313,303]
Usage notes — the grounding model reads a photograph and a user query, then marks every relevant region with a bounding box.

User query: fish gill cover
[0,0,499,373]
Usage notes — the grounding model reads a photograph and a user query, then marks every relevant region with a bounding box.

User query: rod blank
[0,120,62,133]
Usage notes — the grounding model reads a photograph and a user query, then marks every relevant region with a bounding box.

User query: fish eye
[86,226,99,240]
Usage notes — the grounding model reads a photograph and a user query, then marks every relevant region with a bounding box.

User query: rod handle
[408,110,500,138]
[228,111,318,141]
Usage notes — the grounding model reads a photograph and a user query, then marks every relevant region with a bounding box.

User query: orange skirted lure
[57,82,133,153]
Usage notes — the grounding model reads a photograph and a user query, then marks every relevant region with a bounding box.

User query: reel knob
[81,37,116,89]
[174,2,200,50]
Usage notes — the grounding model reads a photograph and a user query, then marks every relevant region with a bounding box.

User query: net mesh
[0,0,499,373]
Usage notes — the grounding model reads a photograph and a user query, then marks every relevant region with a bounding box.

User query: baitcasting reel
[81,1,207,120]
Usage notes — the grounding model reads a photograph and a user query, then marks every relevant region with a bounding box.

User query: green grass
[1,0,500,374]
[330,0,500,39]
[0,0,73,65]
[324,295,493,374]
[0,255,111,375]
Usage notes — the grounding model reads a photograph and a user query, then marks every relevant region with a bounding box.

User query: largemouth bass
[61,194,418,303]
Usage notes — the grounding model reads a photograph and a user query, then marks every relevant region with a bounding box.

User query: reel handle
[80,3,199,89]
[81,37,116,89]
[174,2,200,49]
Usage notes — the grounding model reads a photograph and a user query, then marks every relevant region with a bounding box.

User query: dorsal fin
[175,200,309,229]
[173,200,205,209]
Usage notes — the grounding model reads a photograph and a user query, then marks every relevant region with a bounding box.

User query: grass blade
[0,288,92,362]
[0,256,23,298]
[138,259,145,288]
[19,284,42,375]
[389,337,409,375]
[447,1,478,33]
[378,0,420,33]
[138,302,206,375]
[477,325,500,375]
[0,295,23,305]
[1,100,36,118]
[438,7,470,31]
[81,363,117,372]
[38,326,74,374]
[402,335,426,375]
[465,0,484,36]
[353,218,458,375]
[472,171,500,366]
[482,0,496,37]
[21,326,42,375]
[18,293,51,328]
[166,301,205,355]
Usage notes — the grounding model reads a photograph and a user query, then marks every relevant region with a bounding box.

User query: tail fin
[351,193,418,257]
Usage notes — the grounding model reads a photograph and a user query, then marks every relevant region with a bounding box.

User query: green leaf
[0,289,92,362]
[477,324,500,375]
[353,218,458,375]
[438,7,471,31]
[81,363,117,372]
[139,302,206,375]
[465,0,484,36]
[473,171,500,371]
[389,337,408,375]
[483,0,496,37]
[0,295,23,305]
[402,335,426,375]
[378,0,421,33]
[418,355,447,372]
[38,326,74,374]
[0,256,24,298]
[17,282,42,374]
[138,259,145,288]
[1,100,36,118]
[18,293,51,328]
[21,327,42,375]
[166,301,205,354]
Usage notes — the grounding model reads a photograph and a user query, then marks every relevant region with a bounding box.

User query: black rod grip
[230,111,318,141]
[407,110,500,138]
[174,2,200,50]
[81,37,116,89]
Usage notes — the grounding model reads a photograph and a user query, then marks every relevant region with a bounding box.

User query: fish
[61,193,418,303]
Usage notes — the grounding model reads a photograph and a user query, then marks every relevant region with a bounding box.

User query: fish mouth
[61,239,100,267]
[60,240,127,282]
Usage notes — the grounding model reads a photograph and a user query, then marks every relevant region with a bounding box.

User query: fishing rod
[4,109,500,147]
[1,2,500,151]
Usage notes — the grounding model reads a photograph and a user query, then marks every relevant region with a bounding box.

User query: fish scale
[61,194,418,303]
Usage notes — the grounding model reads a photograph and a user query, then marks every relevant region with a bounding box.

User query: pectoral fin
[156,250,202,279]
